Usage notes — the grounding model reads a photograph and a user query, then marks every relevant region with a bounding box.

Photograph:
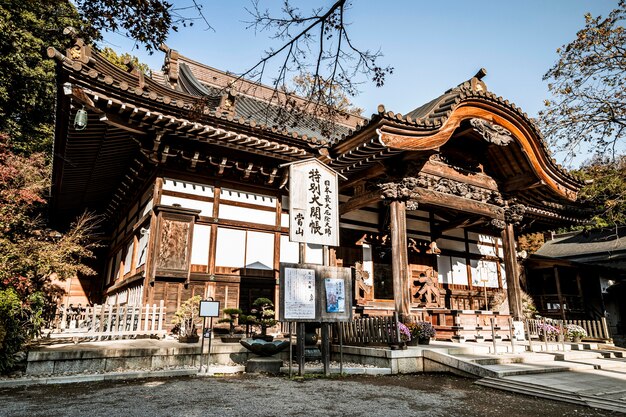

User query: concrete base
[245,357,283,374]
[26,339,290,376]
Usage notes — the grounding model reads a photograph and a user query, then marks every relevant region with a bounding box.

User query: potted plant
[537,322,559,341]
[407,321,436,345]
[394,321,412,349]
[218,308,243,343]
[249,297,277,341]
[172,295,202,343]
[566,324,587,343]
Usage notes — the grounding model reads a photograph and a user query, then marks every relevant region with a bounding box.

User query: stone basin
[239,338,290,357]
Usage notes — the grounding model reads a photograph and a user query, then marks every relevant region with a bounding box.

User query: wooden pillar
[500,223,522,319]
[554,266,566,320]
[576,271,585,314]
[390,200,411,319]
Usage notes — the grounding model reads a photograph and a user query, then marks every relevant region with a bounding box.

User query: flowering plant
[537,323,559,338]
[566,324,587,338]
[397,322,411,342]
[407,321,436,339]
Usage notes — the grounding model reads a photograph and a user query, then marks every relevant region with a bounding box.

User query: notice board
[279,263,352,322]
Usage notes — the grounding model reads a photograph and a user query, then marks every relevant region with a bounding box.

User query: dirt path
[0,373,617,417]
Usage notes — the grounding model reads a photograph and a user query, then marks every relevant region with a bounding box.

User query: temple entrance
[238,274,276,314]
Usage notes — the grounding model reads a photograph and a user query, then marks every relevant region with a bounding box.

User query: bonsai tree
[218,308,243,335]
[249,297,277,337]
[172,295,202,339]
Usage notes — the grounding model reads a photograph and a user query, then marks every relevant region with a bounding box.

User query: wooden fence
[336,316,400,345]
[48,300,166,340]
[525,317,611,341]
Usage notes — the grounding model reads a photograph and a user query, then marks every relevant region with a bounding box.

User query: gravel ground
[0,373,618,417]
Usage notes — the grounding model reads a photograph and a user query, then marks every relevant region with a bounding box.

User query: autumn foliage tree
[0,135,98,372]
[540,1,626,162]
[575,155,626,227]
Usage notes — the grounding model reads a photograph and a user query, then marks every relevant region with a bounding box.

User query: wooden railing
[336,316,400,345]
[48,301,166,341]
[525,317,611,341]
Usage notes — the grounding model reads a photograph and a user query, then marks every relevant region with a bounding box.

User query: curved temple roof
[330,69,583,202]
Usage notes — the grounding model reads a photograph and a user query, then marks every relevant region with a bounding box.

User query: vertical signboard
[289,160,339,247]
[283,267,316,320]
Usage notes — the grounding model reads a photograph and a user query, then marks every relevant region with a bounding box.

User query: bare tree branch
[539,1,626,163]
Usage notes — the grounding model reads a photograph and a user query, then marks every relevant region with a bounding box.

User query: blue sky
[102,0,617,164]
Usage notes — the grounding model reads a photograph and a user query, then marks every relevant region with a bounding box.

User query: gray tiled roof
[536,227,626,271]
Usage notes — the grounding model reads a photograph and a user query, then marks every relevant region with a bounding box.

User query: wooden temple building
[47,35,589,337]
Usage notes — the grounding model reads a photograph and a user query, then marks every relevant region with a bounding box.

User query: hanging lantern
[73,106,88,130]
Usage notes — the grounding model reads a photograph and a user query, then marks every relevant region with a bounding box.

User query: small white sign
[513,320,526,341]
[289,160,339,246]
[284,267,316,319]
[199,300,220,317]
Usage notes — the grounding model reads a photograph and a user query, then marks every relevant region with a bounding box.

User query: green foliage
[217,308,243,335]
[540,1,626,161]
[249,298,277,336]
[0,288,45,373]
[100,47,151,76]
[172,295,202,337]
[575,155,626,227]
[0,1,88,154]
[0,0,173,155]
[74,0,173,53]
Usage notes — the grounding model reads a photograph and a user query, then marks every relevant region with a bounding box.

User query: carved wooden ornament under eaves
[470,118,513,146]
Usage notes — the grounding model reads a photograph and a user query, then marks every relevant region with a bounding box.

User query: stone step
[476,376,626,413]
[549,351,605,361]
[570,342,599,350]
[481,360,595,377]
[598,350,625,359]
[476,377,586,406]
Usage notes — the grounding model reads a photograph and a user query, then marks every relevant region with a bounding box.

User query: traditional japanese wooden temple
[47,34,588,338]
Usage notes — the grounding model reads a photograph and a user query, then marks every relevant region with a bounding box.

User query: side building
[48,36,587,336]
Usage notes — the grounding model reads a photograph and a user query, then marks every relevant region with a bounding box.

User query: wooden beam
[339,190,380,215]
[502,175,545,193]
[411,187,504,220]
[339,164,386,191]
[421,159,498,190]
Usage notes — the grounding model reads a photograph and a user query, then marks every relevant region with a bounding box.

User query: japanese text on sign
[289,160,339,246]
[284,268,316,319]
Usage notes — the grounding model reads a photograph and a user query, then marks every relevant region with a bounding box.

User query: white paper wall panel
[437,256,452,284]
[163,178,214,197]
[471,259,499,287]
[306,243,323,265]
[280,235,300,264]
[450,256,469,285]
[246,231,274,270]
[160,195,213,216]
[215,228,246,267]
[219,204,276,225]
[191,224,211,265]
[123,241,133,275]
[220,188,275,207]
